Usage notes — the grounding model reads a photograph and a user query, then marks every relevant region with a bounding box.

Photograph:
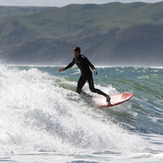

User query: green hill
[0,6,54,18]
[0,2,163,65]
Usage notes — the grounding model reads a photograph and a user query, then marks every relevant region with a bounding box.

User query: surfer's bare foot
[106,95,111,104]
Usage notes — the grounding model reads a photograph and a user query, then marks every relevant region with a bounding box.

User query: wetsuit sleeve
[84,57,96,70]
[64,58,75,70]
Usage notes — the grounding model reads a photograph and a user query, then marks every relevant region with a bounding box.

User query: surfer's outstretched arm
[59,58,75,72]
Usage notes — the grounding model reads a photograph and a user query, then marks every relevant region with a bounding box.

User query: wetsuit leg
[88,74,108,97]
[76,75,86,94]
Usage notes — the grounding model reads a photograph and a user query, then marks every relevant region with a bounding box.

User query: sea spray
[0,65,150,155]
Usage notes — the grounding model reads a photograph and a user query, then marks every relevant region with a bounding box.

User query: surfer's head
[73,46,81,58]
[73,46,81,53]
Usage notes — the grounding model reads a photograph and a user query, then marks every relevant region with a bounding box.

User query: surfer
[59,46,110,103]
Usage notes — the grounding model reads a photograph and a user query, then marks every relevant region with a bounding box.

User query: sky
[0,0,162,7]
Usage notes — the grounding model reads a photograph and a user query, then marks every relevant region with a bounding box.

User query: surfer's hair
[74,46,81,53]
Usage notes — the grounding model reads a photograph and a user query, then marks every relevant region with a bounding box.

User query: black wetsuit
[64,54,107,97]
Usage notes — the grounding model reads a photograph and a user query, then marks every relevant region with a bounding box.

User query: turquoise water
[0,64,162,162]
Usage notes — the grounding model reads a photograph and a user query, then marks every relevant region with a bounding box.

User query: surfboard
[93,93,134,107]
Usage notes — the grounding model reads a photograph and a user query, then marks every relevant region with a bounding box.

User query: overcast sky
[0,0,162,7]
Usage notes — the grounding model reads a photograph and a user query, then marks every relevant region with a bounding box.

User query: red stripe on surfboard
[99,93,134,108]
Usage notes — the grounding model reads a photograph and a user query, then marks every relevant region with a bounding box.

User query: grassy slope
[0,2,163,65]
[1,2,162,42]
[0,2,163,40]
[0,6,54,18]
[24,2,163,39]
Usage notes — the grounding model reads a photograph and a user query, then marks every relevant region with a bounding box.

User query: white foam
[0,64,148,154]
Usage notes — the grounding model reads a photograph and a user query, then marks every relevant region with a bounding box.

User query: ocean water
[0,64,162,163]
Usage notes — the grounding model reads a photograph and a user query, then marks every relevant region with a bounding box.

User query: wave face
[0,65,162,155]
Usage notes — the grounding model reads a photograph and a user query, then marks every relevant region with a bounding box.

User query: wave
[0,64,151,154]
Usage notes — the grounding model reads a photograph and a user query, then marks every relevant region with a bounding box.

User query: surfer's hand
[59,68,65,72]
[93,69,97,75]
